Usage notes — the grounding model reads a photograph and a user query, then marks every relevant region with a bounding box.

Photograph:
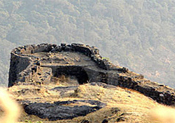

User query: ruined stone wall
[8,43,175,106]
[9,53,31,86]
[8,44,53,86]
[117,74,175,105]
[9,43,124,85]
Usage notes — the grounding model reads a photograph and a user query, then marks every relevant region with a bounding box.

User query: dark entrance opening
[54,66,89,84]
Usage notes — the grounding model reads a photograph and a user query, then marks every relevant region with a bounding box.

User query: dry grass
[75,83,157,106]
[74,84,160,123]
[6,82,175,123]
[8,84,61,104]
[52,75,69,85]
[51,75,79,86]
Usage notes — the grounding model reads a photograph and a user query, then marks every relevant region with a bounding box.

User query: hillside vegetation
[1,0,175,87]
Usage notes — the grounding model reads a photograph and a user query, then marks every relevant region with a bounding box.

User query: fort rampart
[9,43,175,105]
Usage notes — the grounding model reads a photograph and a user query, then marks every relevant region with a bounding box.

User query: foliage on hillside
[0,0,175,87]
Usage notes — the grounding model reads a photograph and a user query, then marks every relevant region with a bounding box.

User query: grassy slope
[6,82,169,123]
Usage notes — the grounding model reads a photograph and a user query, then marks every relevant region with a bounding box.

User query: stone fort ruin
[9,43,175,105]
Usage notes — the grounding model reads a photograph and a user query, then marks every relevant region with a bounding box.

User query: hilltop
[8,43,175,105]
[7,82,161,123]
[4,43,175,123]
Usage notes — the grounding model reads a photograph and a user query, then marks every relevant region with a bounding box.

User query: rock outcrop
[9,43,175,105]
[24,100,106,121]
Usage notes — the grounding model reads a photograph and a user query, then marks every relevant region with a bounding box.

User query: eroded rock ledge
[24,100,106,121]
[9,43,175,105]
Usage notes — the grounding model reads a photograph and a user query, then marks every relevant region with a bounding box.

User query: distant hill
[1,0,175,87]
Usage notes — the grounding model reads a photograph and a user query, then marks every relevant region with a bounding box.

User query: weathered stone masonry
[9,43,175,105]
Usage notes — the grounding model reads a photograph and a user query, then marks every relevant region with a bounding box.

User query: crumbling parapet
[9,43,125,85]
[8,43,175,105]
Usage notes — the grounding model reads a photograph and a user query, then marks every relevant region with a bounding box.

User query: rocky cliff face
[9,43,175,105]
